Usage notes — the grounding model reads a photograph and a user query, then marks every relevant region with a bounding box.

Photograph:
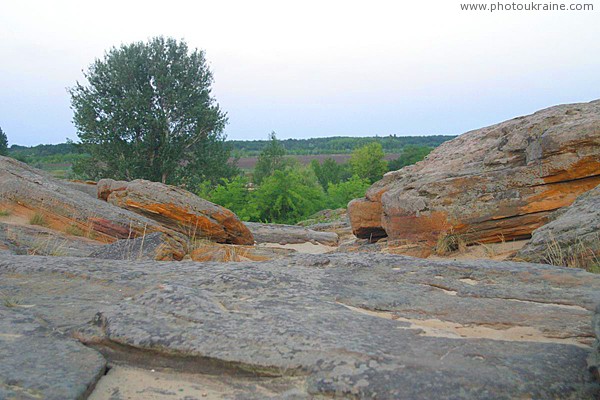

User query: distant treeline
[9,135,455,164]
[230,135,455,156]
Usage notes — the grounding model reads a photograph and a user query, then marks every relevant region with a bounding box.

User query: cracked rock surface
[1,253,599,399]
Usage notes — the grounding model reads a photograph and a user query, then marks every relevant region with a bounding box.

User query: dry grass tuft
[435,229,467,256]
[29,212,48,227]
[542,234,600,273]
[65,225,85,237]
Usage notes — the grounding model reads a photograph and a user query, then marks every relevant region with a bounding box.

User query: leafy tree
[253,132,287,184]
[204,176,257,221]
[251,168,325,224]
[388,145,432,171]
[70,36,236,185]
[0,127,8,156]
[349,142,388,183]
[326,175,371,209]
[310,158,351,190]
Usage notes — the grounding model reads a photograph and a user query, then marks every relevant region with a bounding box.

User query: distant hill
[229,135,456,156]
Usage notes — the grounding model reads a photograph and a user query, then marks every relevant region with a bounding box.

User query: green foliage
[253,132,287,184]
[69,36,235,184]
[0,127,8,156]
[388,145,432,171]
[310,158,352,190]
[349,142,388,183]
[205,176,256,221]
[252,169,326,224]
[326,175,371,209]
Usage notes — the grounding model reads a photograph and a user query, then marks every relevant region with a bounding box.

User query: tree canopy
[70,36,236,185]
[388,145,432,171]
[349,142,388,183]
[253,132,287,184]
[0,127,8,156]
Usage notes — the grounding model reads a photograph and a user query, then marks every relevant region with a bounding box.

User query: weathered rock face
[1,253,599,398]
[0,156,189,258]
[245,221,339,246]
[349,100,600,248]
[518,183,600,265]
[98,179,254,245]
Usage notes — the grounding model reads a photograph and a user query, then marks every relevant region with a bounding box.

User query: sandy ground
[89,365,304,400]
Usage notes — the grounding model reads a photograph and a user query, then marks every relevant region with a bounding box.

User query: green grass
[0,210,10,217]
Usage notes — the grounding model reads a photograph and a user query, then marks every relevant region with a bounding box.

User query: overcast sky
[1,0,599,146]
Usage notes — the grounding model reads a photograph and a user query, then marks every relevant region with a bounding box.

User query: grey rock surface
[0,307,106,400]
[589,304,600,381]
[61,180,98,198]
[518,183,600,264]
[1,253,599,398]
[245,221,339,246]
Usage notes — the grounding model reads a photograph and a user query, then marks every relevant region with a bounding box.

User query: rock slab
[1,253,599,399]
[349,100,600,249]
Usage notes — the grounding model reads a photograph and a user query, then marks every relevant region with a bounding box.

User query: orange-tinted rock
[0,156,189,258]
[349,100,600,247]
[347,198,386,241]
[98,179,254,245]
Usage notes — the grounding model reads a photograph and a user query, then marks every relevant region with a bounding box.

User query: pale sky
[1,0,599,146]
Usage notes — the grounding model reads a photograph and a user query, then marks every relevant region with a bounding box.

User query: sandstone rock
[0,156,188,258]
[245,221,338,246]
[88,232,186,261]
[518,183,600,266]
[349,100,600,248]
[1,253,599,398]
[98,178,254,245]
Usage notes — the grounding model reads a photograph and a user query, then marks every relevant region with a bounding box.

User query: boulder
[245,221,339,246]
[98,179,254,245]
[1,253,599,398]
[0,156,188,258]
[518,183,600,266]
[88,232,186,261]
[349,100,600,248]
